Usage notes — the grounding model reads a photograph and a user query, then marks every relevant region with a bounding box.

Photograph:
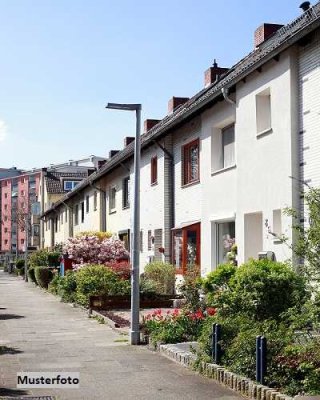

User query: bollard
[211,323,216,362]
[256,336,267,384]
[260,336,267,385]
[214,324,222,364]
[256,336,262,383]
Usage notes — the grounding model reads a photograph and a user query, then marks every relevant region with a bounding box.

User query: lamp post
[105,102,142,345]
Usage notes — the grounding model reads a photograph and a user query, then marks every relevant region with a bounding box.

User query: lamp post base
[130,330,140,345]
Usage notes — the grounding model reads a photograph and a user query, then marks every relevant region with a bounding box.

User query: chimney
[254,23,284,48]
[168,97,189,114]
[204,60,229,88]
[97,160,107,169]
[109,150,120,158]
[300,1,311,12]
[124,137,135,147]
[144,119,160,133]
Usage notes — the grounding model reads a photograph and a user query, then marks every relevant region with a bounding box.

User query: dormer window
[64,181,80,191]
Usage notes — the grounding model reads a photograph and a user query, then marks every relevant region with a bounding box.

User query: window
[151,156,158,185]
[273,209,282,239]
[65,208,68,223]
[148,230,153,251]
[182,139,199,185]
[81,202,85,223]
[4,204,8,211]
[4,216,7,222]
[122,177,130,209]
[33,224,40,237]
[4,239,8,245]
[74,204,79,225]
[109,186,116,213]
[93,191,97,211]
[4,193,7,199]
[256,88,272,135]
[119,230,130,251]
[21,239,25,245]
[55,217,58,233]
[216,221,235,266]
[86,195,90,213]
[64,181,80,191]
[60,212,64,225]
[4,227,8,233]
[21,190,25,196]
[222,124,235,168]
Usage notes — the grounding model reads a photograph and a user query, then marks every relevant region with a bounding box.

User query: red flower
[206,307,216,316]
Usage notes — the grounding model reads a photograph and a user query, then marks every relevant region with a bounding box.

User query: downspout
[221,87,236,106]
[89,182,106,232]
[40,168,46,249]
[153,138,174,263]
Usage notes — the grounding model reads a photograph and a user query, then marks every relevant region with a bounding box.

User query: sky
[0,0,306,169]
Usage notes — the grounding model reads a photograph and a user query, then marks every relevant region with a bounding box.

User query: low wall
[158,342,295,400]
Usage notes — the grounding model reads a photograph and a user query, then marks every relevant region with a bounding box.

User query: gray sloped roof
[42,3,320,217]
[45,172,88,194]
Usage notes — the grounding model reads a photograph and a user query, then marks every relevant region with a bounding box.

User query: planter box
[89,294,177,310]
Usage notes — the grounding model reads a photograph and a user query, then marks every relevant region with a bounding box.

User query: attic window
[64,181,80,191]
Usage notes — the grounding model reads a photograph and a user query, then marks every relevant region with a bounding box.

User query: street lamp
[105,102,142,345]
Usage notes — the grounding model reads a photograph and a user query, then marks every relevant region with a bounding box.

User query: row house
[42,2,320,277]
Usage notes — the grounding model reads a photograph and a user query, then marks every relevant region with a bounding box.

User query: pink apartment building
[0,172,40,255]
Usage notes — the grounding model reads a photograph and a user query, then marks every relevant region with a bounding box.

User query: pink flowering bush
[63,234,129,267]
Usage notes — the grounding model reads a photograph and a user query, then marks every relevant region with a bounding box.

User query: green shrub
[178,265,204,311]
[34,266,54,289]
[15,259,25,269]
[139,277,159,297]
[15,267,25,276]
[202,264,236,292]
[143,308,206,345]
[29,249,50,267]
[272,339,320,396]
[47,252,60,267]
[75,265,131,307]
[28,266,37,284]
[57,271,77,303]
[48,273,61,295]
[208,259,307,321]
[144,262,175,295]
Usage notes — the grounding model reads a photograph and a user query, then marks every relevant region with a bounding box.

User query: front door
[173,223,201,274]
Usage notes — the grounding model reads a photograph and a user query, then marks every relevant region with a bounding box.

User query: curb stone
[156,343,295,400]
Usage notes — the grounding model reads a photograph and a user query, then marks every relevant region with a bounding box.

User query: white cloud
[0,120,7,141]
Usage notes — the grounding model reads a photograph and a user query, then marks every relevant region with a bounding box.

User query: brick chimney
[97,160,107,169]
[144,119,160,133]
[254,23,284,48]
[168,97,189,114]
[204,60,229,88]
[109,150,120,158]
[124,137,135,147]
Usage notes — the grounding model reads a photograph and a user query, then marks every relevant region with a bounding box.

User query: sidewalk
[0,271,241,400]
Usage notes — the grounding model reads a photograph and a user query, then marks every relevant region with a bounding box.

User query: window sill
[257,127,273,138]
[122,205,130,210]
[181,179,200,189]
[151,181,158,187]
[109,209,116,215]
[211,164,236,176]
